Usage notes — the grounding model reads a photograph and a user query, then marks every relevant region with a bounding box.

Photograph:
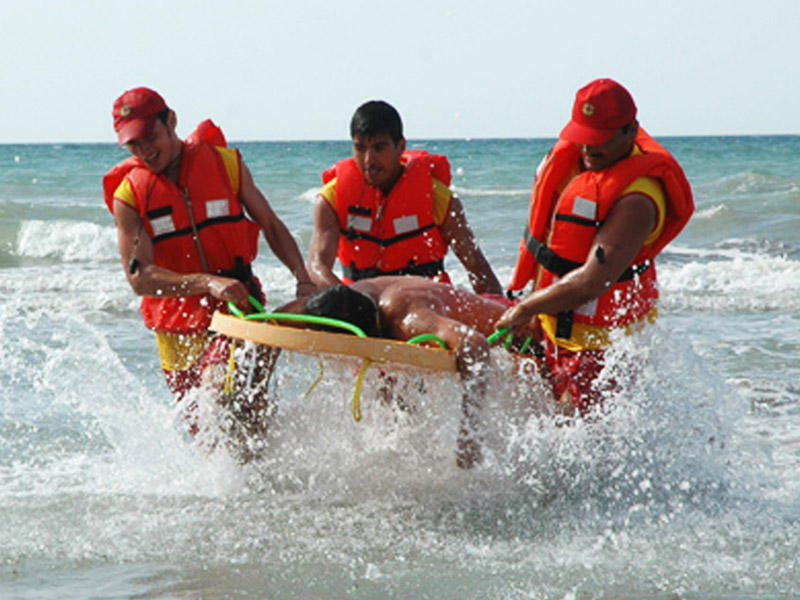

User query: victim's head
[302,285,381,337]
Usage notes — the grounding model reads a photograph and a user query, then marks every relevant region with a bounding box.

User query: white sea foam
[16,219,118,262]
[7,308,782,598]
[296,186,321,203]
[698,171,800,197]
[694,203,729,219]
[660,252,800,312]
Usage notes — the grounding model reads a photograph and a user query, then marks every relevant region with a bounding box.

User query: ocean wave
[660,253,800,312]
[451,185,529,197]
[693,204,729,219]
[695,171,800,198]
[296,187,321,203]
[16,219,118,263]
[0,264,139,317]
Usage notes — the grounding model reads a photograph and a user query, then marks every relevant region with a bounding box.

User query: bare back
[350,276,507,342]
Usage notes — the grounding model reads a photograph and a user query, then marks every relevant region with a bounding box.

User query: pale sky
[1,0,797,143]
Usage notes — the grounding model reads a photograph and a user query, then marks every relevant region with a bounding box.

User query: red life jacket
[321,150,451,283]
[102,121,260,334]
[509,129,694,343]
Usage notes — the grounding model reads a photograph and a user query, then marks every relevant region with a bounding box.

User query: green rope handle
[227,298,367,337]
[488,326,534,355]
[406,333,449,349]
[487,327,511,344]
[252,312,368,337]
[227,301,247,319]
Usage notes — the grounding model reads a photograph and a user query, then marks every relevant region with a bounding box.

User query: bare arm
[393,304,489,469]
[496,193,658,331]
[307,195,343,288]
[384,301,489,380]
[439,195,503,295]
[238,162,315,297]
[113,198,252,308]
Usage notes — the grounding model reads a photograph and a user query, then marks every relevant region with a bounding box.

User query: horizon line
[1,132,798,146]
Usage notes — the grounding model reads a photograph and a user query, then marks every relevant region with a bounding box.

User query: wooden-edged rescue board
[210,312,457,372]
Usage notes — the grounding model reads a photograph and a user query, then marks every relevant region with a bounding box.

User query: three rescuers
[103,80,693,460]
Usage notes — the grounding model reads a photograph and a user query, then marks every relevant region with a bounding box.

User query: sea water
[0,136,798,599]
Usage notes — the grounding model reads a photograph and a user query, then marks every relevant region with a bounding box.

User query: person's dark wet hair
[350,100,403,145]
[302,285,380,337]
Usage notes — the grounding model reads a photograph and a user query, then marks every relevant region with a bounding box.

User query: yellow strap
[352,359,372,422]
[304,357,325,399]
[224,339,237,396]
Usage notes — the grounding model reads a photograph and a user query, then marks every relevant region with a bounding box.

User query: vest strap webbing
[524,228,652,282]
[341,223,436,247]
[216,258,262,301]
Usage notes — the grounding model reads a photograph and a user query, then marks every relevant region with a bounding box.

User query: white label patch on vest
[572,196,597,220]
[150,215,175,237]
[347,215,372,231]
[206,199,230,219]
[393,215,419,235]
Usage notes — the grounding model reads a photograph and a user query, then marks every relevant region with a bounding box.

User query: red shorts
[479,293,516,308]
[542,336,609,415]
[163,334,232,403]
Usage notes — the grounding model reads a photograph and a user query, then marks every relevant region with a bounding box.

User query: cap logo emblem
[582,102,595,117]
[120,105,132,117]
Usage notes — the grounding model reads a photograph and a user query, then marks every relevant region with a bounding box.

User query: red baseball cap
[559,78,637,145]
[112,87,168,145]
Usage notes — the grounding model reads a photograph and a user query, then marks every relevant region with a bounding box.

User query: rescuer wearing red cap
[102,87,315,447]
[496,78,694,415]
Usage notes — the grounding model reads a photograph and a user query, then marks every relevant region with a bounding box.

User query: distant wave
[296,187,321,203]
[695,171,800,197]
[693,204,729,219]
[660,252,800,312]
[451,186,529,197]
[16,219,118,262]
[666,238,797,260]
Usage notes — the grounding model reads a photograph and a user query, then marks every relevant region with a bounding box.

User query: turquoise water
[1,135,799,599]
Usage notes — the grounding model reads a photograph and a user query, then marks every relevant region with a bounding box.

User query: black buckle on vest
[555,310,574,340]
[525,227,652,283]
[348,206,372,216]
[216,257,262,300]
[524,230,582,277]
